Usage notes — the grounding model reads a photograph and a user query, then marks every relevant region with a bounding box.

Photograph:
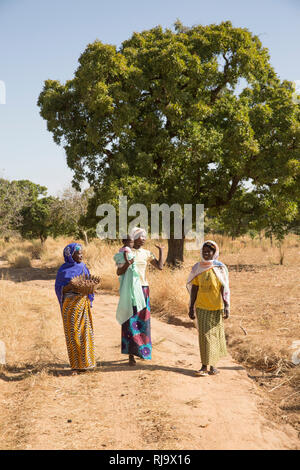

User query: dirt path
[0,280,299,450]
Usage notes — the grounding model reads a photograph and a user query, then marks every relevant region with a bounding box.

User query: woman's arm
[62,282,76,294]
[116,259,133,276]
[150,245,164,270]
[188,284,199,319]
[221,285,230,319]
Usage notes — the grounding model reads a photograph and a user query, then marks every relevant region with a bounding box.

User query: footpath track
[0,280,298,450]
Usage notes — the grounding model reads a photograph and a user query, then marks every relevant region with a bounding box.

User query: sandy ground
[0,280,299,450]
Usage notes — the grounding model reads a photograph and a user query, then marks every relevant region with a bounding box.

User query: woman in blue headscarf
[55,243,96,374]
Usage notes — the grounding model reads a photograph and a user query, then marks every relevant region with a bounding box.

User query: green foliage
[49,187,94,241]
[0,179,49,238]
[38,21,300,259]
[15,179,48,201]
[0,178,94,242]
[18,181,55,242]
[0,178,29,237]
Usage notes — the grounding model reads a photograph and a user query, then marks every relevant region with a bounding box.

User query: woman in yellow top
[187,241,230,376]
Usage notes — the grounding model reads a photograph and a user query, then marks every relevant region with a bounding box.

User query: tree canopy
[49,187,94,243]
[0,178,93,243]
[38,21,300,263]
[0,178,29,237]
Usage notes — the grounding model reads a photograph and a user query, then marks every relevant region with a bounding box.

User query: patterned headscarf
[55,243,93,310]
[63,243,82,263]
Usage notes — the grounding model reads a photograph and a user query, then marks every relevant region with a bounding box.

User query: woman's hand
[223,307,230,319]
[155,244,164,251]
[116,259,133,276]
[188,308,195,320]
[150,245,164,270]
[221,286,230,319]
[63,282,78,294]
[188,285,198,320]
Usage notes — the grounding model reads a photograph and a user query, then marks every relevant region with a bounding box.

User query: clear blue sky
[0,0,299,195]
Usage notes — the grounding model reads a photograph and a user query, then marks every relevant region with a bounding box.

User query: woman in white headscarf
[116,227,164,365]
[187,240,230,376]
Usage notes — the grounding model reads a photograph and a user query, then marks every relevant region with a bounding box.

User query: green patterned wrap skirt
[195,308,227,366]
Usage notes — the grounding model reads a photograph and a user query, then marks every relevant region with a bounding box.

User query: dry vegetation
[0,233,299,432]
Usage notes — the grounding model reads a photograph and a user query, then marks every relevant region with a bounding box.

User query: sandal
[194,369,209,377]
[129,355,136,366]
[71,369,87,375]
[209,367,220,375]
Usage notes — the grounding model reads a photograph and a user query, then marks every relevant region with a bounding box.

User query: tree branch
[210,53,231,105]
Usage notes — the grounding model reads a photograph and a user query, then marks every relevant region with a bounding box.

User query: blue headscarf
[55,243,94,310]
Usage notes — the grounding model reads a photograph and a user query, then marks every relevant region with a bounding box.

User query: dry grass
[0,233,299,423]
[6,252,32,268]
[0,281,65,368]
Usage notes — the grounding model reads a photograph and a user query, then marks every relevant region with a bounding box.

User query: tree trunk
[82,230,89,246]
[270,234,273,247]
[166,236,185,267]
[40,234,47,245]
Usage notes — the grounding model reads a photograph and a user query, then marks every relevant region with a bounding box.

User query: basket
[70,274,101,295]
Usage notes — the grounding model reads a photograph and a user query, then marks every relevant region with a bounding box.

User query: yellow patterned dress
[192,268,227,366]
[62,293,96,370]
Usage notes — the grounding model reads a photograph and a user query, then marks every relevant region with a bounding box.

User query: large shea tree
[38,21,300,265]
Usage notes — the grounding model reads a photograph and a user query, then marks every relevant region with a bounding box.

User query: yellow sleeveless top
[192,268,223,310]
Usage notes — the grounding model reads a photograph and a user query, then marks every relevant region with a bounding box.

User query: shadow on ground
[227,264,272,272]
[0,363,70,381]
[99,360,205,377]
[0,359,201,380]
[0,266,58,283]
[155,314,194,329]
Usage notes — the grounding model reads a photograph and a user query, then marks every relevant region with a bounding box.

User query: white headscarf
[186,240,230,309]
[130,227,147,240]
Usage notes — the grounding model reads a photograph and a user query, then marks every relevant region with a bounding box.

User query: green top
[113,252,146,325]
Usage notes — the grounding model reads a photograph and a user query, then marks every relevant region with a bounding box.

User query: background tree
[13,180,54,243]
[0,179,27,239]
[38,21,300,265]
[49,187,94,244]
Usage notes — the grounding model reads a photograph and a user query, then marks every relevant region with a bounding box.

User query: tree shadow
[227,264,268,272]
[0,265,58,283]
[247,373,283,380]
[0,362,70,381]
[156,315,194,330]
[280,405,300,412]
